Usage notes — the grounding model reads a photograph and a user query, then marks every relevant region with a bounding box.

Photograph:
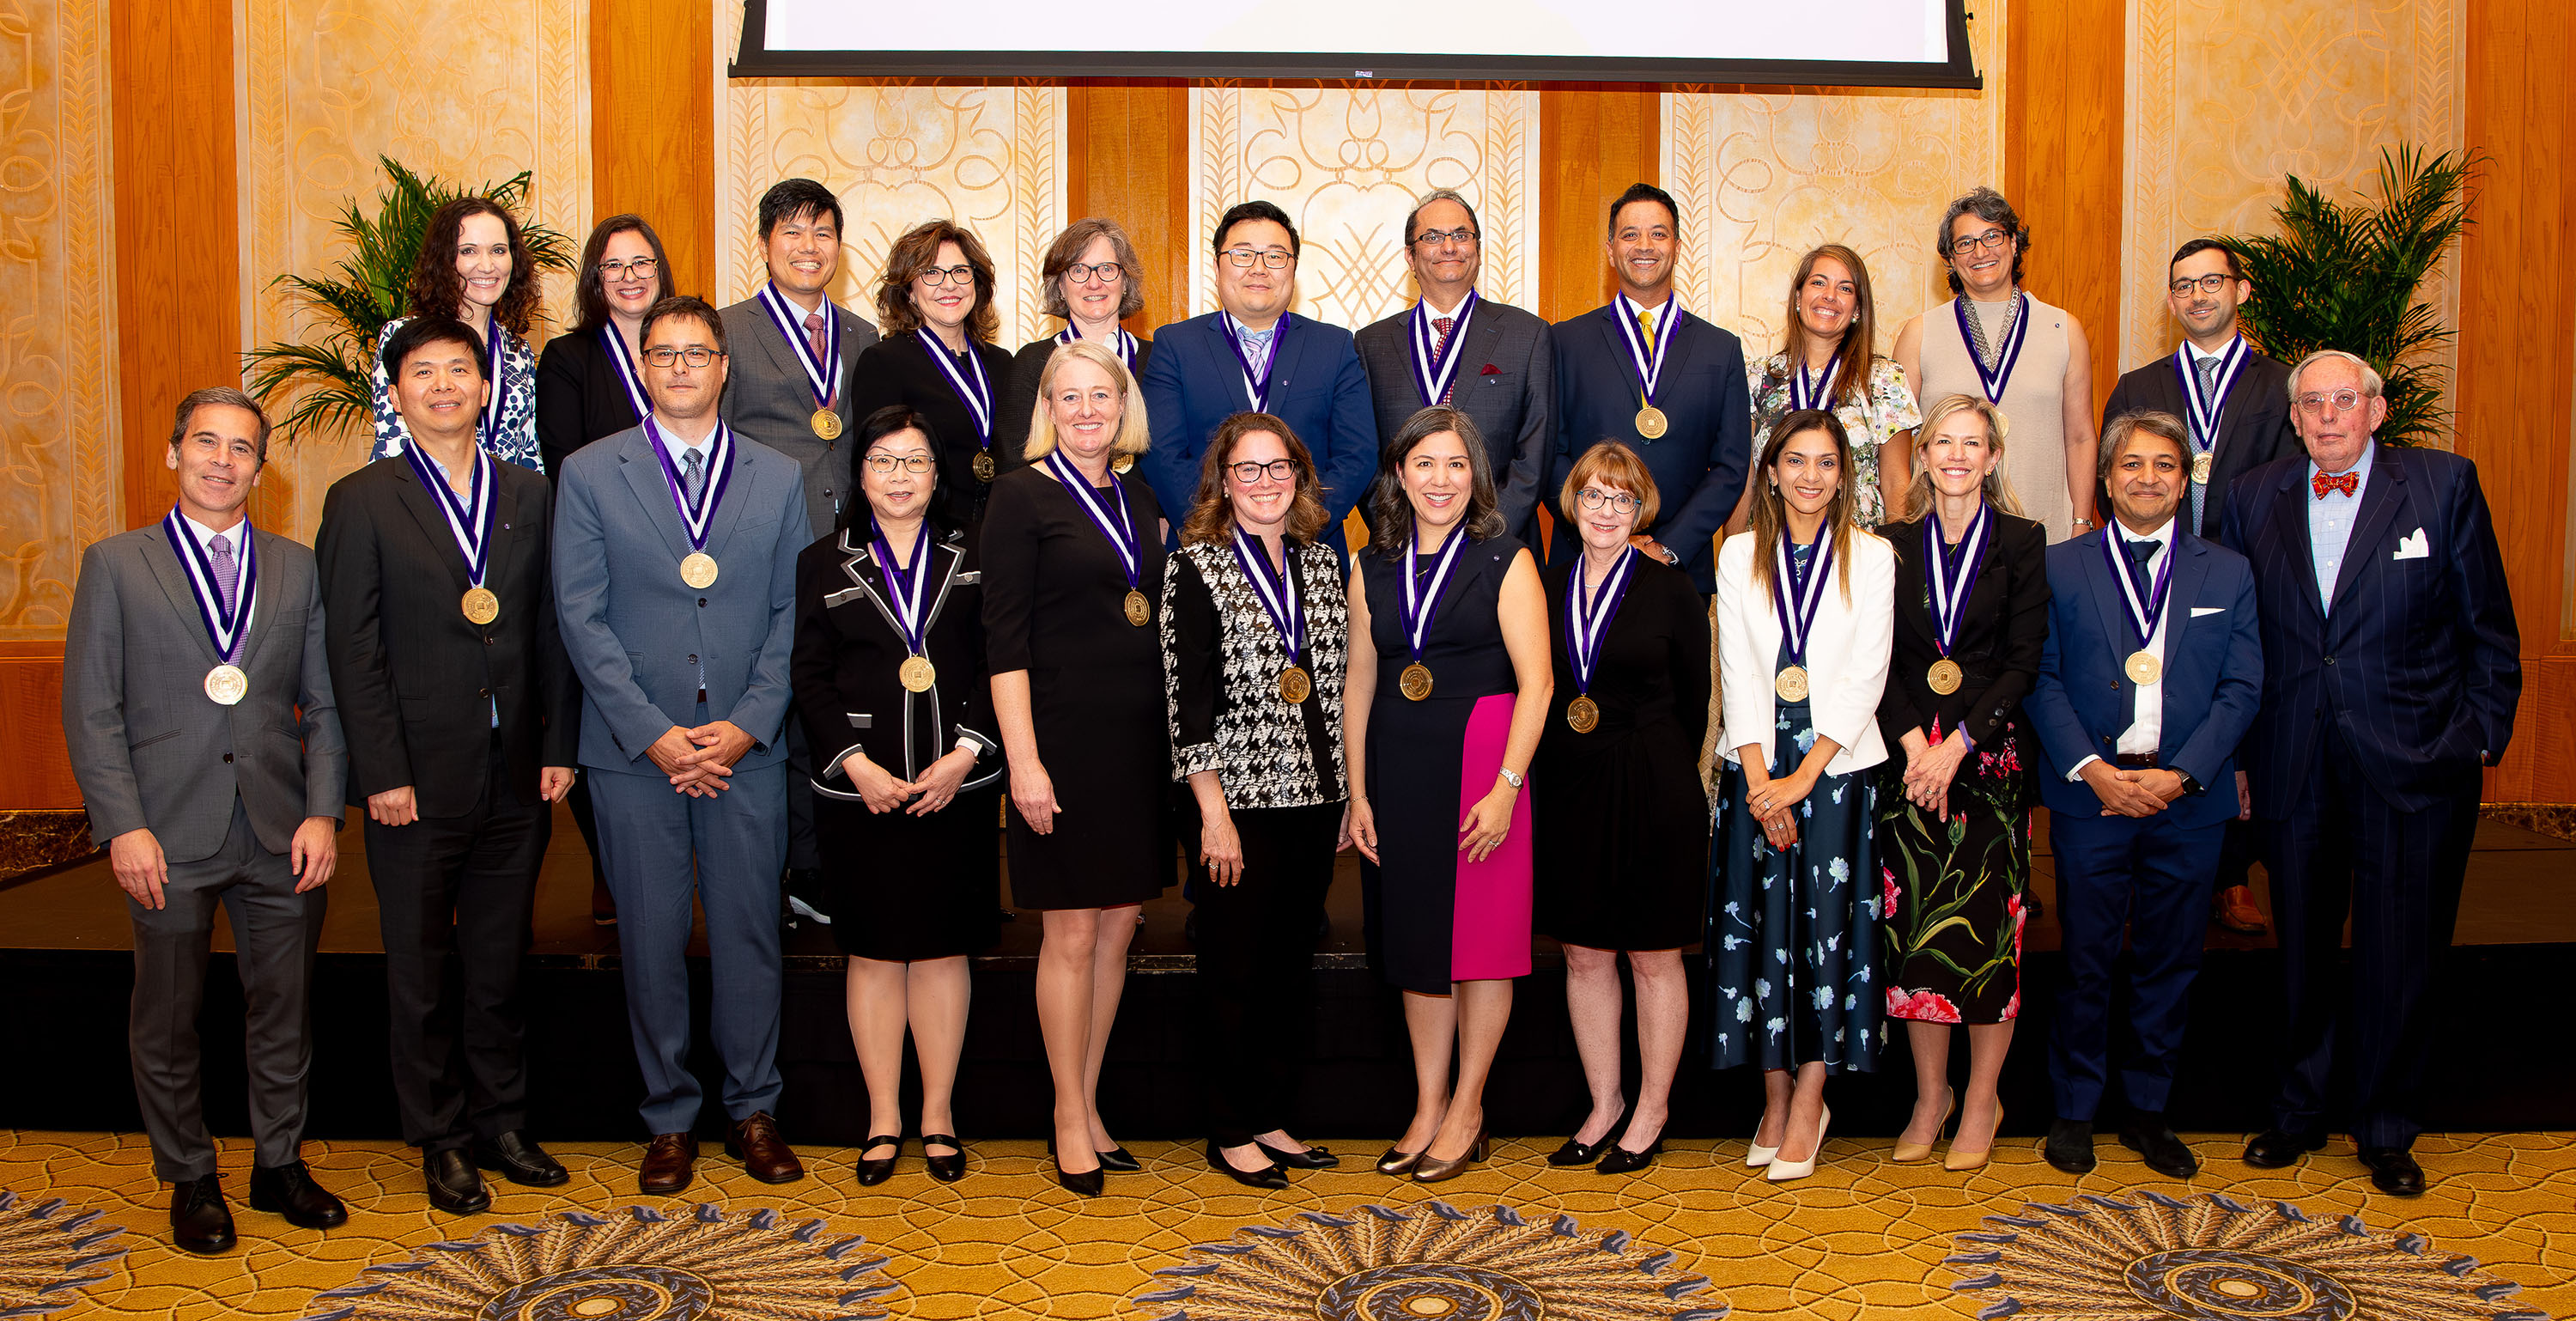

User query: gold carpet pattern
[0,1189,127,1318]
[3,1130,2572,1319]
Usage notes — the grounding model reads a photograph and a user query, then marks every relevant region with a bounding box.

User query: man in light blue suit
[1141,199,1377,552]
[2027,409,2262,1182]
[553,295,811,1196]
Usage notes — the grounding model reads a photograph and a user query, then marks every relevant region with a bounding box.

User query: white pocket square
[2392,528,2430,560]
[2190,606,2225,617]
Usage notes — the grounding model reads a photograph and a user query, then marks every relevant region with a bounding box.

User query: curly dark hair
[875,219,1000,344]
[1368,405,1505,558]
[1935,186,2029,295]
[1180,412,1329,546]
[573,214,677,334]
[407,197,542,337]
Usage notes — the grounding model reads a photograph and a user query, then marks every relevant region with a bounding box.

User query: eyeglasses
[914,265,977,288]
[1229,459,1297,484]
[2294,388,2368,414]
[1950,228,2013,255]
[864,454,933,474]
[1412,227,1479,249]
[1577,488,1642,514]
[643,346,722,368]
[2169,272,2236,295]
[598,257,660,280]
[1063,261,1124,283]
[1221,247,1294,270]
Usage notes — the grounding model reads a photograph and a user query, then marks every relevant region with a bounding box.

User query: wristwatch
[2175,772,2206,797]
[1498,766,1525,789]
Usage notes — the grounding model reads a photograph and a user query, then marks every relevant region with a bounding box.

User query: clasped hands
[2081,761,2184,818]
[1742,766,1819,850]
[843,746,975,816]
[1899,728,1970,820]
[648,721,756,796]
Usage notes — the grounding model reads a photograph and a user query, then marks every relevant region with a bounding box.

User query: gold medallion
[1399,662,1435,701]
[973,451,997,481]
[1278,665,1312,704]
[461,587,500,625]
[1773,665,1810,703]
[1112,454,1134,474]
[899,654,937,692]
[1566,694,1600,733]
[811,407,842,440]
[1634,405,1668,440]
[2125,649,2162,685]
[2191,451,2214,485]
[680,551,720,589]
[1124,589,1151,626]
[204,663,248,706]
[1927,657,1963,696]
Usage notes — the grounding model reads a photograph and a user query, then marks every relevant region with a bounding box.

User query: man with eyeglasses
[2218,349,2520,1197]
[1140,199,1377,553]
[1545,182,1749,594]
[1354,189,1552,543]
[554,295,816,1196]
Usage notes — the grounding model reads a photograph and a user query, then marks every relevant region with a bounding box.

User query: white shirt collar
[1419,289,1473,320]
[2184,334,2241,362]
[179,511,248,551]
[1223,311,1281,341]
[2116,514,2176,556]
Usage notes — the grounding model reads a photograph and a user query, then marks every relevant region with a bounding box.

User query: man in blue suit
[554,295,811,1196]
[1547,183,1749,592]
[1141,200,1377,551]
[2028,410,2263,1180]
[2221,350,2519,1196]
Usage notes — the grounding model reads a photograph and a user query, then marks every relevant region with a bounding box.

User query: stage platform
[3,806,2571,1146]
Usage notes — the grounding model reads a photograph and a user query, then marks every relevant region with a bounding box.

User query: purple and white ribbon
[401,440,495,591]
[2172,335,2250,471]
[1408,289,1479,407]
[1043,449,1140,594]
[599,324,651,423]
[752,282,841,411]
[641,416,736,554]
[1953,291,2031,405]
[1771,523,1837,671]
[1400,527,1470,667]
[1232,526,1305,666]
[1923,502,1991,660]
[162,508,258,665]
[1564,546,1638,697]
[1611,292,1680,410]
[1222,314,1289,411]
[919,330,994,447]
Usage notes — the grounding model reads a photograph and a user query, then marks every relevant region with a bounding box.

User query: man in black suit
[1547,182,1749,590]
[2103,237,2300,939]
[316,317,580,1214]
[1354,188,1552,540]
[2220,349,2520,1196]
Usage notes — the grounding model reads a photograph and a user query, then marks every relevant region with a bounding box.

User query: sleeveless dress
[1916,293,2077,541]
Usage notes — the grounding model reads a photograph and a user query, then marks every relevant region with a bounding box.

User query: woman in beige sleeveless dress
[1896,187,2100,544]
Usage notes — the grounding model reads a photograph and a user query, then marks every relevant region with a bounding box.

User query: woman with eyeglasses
[849,220,1020,528]
[1736,244,1922,532]
[370,196,548,472]
[791,405,1001,1187]
[999,219,1156,479]
[1530,441,1710,1176]
[1158,411,1349,1190]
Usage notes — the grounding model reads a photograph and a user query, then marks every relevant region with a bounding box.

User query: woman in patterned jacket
[369,196,547,472]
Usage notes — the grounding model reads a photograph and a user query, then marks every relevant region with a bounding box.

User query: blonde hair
[1021,339,1150,463]
[1902,393,2026,520]
[1557,440,1662,528]
[1747,409,1857,603]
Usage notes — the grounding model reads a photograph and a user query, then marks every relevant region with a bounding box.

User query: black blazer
[2101,344,2297,539]
[847,332,1024,527]
[1548,302,1752,591]
[1354,298,1554,539]
[1875,509,2051,755]
[995,335,1155,484]
[535,326,649,481]
[314,453,577,816]
[790,522,1001,788]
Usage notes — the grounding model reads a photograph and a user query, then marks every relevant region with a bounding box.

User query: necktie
[683,447,706,504]
[1636,306,1656,348]
[1433,315,1456,403]
[2312,471,2358,499]
[805,312,832,406]
[209,533,239,617]
[2123,536,2159,605]
[2189,355,2222,528]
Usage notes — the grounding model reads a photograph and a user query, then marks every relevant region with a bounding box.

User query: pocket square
[2190,606,2225,617]
[2392,527,2430,560]
[1480,363,1500,375]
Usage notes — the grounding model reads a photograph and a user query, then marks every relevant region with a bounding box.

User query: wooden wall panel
[2003,0,2126,417]
[1067,85,1191,334]
[0,646,78,810]
[1537,88,1659,324]
[592,0,714,301]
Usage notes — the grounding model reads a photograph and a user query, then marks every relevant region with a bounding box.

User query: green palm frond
[2227,144,2480,447]
[241,155,575,447]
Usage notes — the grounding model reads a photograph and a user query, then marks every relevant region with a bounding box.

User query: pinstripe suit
[2218,441,2520,1149]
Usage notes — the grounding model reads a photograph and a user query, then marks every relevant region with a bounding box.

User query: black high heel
[920,1133,966,1184]
[1254,1139,1339,1170]
[1547,1107,1631,1166]
[1595,1136,1663,1176]
[1206,1141,1290,1190]
[854,1135,902,1188]
[1048,1138,1142,1174]
[1053,1156,1104,1197]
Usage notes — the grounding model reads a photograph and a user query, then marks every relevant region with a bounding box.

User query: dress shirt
[411,445,500,727]
[2065,514,2172,779]
[2307,440,2375,613]
[179,512,258,634]
[1224,312,1279,405]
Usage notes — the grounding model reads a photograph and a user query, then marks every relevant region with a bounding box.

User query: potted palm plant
[2227,145,2478,447]
[245,156,574,445]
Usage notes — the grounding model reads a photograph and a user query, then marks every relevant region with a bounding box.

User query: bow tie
[2312,471,2359,499]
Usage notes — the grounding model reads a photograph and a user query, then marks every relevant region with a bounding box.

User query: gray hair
[1403,188,1480,246]
[2285,349,2385,403]
[168,387,272,466]
[1935,186,2028,295]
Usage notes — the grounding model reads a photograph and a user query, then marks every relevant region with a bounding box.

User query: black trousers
[363,734,550,1152]
[1185,800,1340,1148]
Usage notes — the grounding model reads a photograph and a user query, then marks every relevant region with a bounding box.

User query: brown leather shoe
[2213,885,2269,935]
[726,1111,805,1184]
[639,1132,697,1196]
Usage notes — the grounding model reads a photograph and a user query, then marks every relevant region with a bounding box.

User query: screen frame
[728,0,1984,89]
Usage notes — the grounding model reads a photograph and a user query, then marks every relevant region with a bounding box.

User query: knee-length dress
[1917,292,2079,541]
[1361,533,1534,995]
[980,463,1171,910]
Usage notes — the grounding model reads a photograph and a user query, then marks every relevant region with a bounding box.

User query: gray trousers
[127,795,327,1182]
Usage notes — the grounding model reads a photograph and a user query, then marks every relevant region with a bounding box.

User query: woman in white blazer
[1704,407,1894,1182]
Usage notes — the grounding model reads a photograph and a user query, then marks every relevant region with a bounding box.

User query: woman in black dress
[981,338,1170,1196]
[848,220,1020,527]
[1345,405,1552,1184]
[1532,441,1710,1176]
[1161,412,1348,1190]
[996,218,1154,474]
[1874,393,2048,1171]
[791,406,1001,1188]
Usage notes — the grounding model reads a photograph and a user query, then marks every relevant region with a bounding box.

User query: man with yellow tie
[1545,183,1751,593]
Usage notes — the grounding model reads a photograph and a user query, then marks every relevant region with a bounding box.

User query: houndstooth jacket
[1159,536,1350,810]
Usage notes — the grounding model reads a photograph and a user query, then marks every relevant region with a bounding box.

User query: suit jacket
[551,423,810,775]
[790,523,1000,790]
[535,326,649,480]
[1355,298,1553,538]
[1139,312,1377,550]
[2218,443,2519,816]
[1713,528,1894,776]
[63,523,347,863]
[995,335,1155,483]
[2026,525,2263,827]
[1549,303,1752,591]
[314,454,578,815]
[2102,344,2298,539]
[845,332,1023,527]
[716,295,883,541]
[1876,510,2052,752]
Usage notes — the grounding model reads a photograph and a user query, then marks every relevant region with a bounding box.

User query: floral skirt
[1874,721,2032,1026]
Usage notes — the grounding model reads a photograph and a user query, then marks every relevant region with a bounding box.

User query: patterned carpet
[2,1129,2569,1319]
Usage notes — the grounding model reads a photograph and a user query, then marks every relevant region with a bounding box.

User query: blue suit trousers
[2047,807,2226,1121]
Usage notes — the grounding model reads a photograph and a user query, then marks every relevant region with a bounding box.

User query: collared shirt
[2307,440,2375,612]
[1224,312,1280,374]
[179,511,258,636]
[2067,515,2174,780]
[1419,289,1473,322]
[410,444,500,728]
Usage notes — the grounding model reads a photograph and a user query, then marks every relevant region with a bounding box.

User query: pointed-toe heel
[1410,1127,1489,1184]
[1765,1105,1832,1183]
[1893,1089,1960,1164]
[1944,1105,2003,1172]
[1206,1141,1291,1190]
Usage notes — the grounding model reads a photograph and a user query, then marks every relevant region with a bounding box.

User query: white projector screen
[733,0,1980,88]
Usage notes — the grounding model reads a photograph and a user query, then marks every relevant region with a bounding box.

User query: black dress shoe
[473,1130,569,1187]
[2244,1128,2329,1169]
[248,1160,348,1229]
[1206,1141,1291,1190]
[1548,1109,1630,1166]
[2358,1146,2427,1196]
[1595,1137,1663,1176]
[422,1149,491,1215]
[2117,1113,2199,1178]
[1053,1157,1104,1197]
[1254,1140,1339,1170]
[2044,1118,2098,1174]
[854,1135,903,1188]
[1096,1145,1142,1173]
[921,1133,967,1184]
[168,1176,235,1256]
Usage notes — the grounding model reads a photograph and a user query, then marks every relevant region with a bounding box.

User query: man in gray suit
[555,295,811,1195]
[717,176,880,916]
[1354,188,1553,542]
[63,387,349,1255]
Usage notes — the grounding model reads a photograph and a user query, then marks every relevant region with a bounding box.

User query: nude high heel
[1765,1105,1832,1182]
[1945,1105,2002,1172]
[1893,1088,1959,1164]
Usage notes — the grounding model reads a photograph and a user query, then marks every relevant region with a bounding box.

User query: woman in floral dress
[1735,243,1923,533]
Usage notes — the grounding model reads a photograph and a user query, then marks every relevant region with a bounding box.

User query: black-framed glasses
[598,257,660,280]
[1221,247,1293,270]
[864,454,933,474]
[1412,226,1479,249]
[2294,389,2367,414]
[1229,459,1297,484]
[914,265,977,288]
[643,346,722,368]
[1577,488,1641,514]
[2169,272,2235,295]
[1950,228,2013,255]
[1063,261,1124,283]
